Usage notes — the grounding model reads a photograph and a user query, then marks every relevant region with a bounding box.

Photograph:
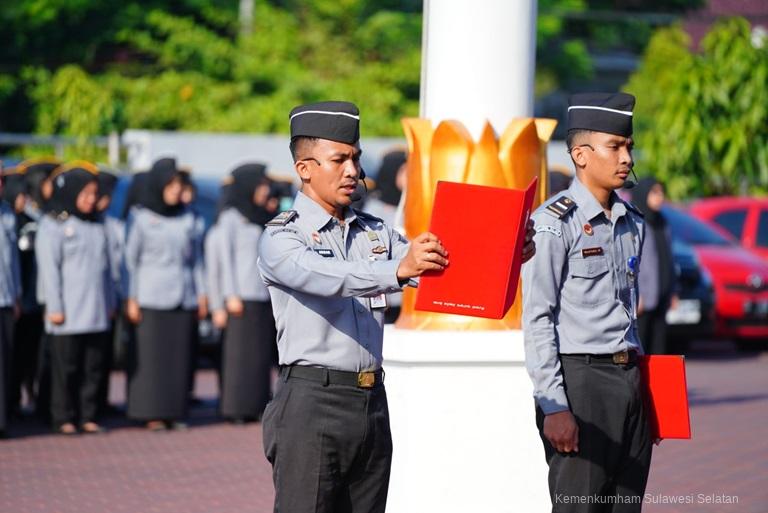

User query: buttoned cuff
[378,259,407,292]
[536,389,570,415]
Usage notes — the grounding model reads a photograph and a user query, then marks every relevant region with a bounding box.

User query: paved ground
[1,340,766,513]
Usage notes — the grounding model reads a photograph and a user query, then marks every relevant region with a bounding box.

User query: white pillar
[420,0,538,137]
[385,2,550,512]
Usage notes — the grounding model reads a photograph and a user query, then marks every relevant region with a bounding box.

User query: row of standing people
[0,156,280,436]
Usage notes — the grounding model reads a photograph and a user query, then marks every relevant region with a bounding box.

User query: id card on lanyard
[362,221,389,310]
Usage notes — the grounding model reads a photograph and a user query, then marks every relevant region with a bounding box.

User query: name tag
[370,294,387,309]
[314,248,335,258]
[581,247,604,258]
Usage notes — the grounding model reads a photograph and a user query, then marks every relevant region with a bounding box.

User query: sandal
[57,423,78,436]
[81,422,106,434]
[146,420,167,432]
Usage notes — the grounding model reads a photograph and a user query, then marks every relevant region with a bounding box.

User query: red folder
[414,178,538,319]
[638,355,691,439]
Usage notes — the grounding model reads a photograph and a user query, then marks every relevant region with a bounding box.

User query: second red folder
[415,178,538,319]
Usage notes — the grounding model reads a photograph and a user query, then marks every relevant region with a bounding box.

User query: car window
[662,206,732,246]
[712,209,747,240]
[757,210,768,248]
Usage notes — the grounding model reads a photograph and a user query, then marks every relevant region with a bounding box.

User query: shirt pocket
[298,293,348,316]
[565,256,613,306]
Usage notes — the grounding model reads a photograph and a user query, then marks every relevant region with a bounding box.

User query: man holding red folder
[522,92,652,512]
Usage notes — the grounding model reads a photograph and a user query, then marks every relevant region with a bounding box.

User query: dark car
[664,238,716,352]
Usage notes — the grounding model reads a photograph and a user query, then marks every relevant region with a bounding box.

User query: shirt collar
[568,176,627,221]
[292,190,358,231]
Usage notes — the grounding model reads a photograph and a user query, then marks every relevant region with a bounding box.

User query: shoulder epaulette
[266,210,298,226]
[354,209,384,224]
[544,195,577,219]
[624,201,644,218]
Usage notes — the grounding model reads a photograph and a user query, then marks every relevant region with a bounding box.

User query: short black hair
[289,136,319,163]
[566,129,594,152]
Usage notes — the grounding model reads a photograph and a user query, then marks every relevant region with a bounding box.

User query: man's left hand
[521,219,536,263]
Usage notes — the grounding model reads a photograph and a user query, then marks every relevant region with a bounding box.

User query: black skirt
[127,308,194,421]
[220,301,276,419]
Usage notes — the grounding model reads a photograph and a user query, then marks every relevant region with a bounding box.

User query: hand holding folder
[415,178,538,319]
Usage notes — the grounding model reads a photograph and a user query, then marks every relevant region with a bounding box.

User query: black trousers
[536,355,652,513]
[637,307,668,355]
[50,332,109,426]
[0,307,15,431]
[10,311,43,413]
[263,370,392,513]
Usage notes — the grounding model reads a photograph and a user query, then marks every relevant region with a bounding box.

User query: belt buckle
[612,351,629,365]
[357,372,375,388]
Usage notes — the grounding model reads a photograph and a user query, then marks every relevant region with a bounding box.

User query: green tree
[625,18,768,198]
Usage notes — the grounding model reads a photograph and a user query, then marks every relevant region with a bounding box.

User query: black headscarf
[142,158,185,217]
[52,164,99,221]
[122,171,148,218]
[20,159,60,211]
[228,163,271,225]
[634,177,675,302]
[373,150,406,207]
[2,171,27,208]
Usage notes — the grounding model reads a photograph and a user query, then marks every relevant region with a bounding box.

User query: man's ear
[295,160,311,182]
[570,145,589,169]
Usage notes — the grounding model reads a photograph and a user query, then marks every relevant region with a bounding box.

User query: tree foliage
[625,18,768,198]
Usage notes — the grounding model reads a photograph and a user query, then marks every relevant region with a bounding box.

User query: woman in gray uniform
[0,168,22,437]
[219,163,276,422]
[124,158,205,431]
[36,162,115,435]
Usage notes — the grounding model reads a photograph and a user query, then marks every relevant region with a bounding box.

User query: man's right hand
[396,232,448,281]
[543,410,579,453]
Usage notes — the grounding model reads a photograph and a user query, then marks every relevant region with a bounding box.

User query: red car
[664,206,768,347]
[688,197,768,261]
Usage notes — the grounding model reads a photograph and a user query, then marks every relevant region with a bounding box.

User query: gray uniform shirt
[219,207,269,302]
[0,202,21,307]
[258,191,411,372]
[522,177,645,414]
[36,215,115,335]
[204,223,225,312]
[125,207,205,310]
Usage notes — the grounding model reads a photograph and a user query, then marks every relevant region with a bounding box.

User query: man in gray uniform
[258,101,449,513]
[522,92,651,512]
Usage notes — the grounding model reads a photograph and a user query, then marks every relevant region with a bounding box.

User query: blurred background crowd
[0,0,766,439]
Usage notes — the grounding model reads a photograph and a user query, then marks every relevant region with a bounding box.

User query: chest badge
[311,232,321,244]
[371,245,387,255]
[582,247,604,258]
[583,223,594,236]
[314,248,335,258]
[367,231,380,242]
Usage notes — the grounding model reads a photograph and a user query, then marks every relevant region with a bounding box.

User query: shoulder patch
[266,210,298,226]
[544,196,576,219]
[268,227,300,237]
[535,225,562,237]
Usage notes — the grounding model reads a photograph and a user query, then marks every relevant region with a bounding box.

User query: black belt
[562,350,638,365]
[281,365,384,389]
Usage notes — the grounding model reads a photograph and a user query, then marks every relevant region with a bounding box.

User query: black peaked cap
[567,92,635,137]
[289,101,360,145]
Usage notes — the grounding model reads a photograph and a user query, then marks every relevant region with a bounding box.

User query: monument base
[383,325,550,513]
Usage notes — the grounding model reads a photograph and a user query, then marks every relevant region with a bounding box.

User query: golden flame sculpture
[396,117,557,331]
